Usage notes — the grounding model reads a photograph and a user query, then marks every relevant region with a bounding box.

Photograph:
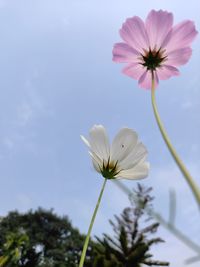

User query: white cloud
[151,162,200,231]
[17,103,34,126]
[181,100,193,110]
[3,137,14,150]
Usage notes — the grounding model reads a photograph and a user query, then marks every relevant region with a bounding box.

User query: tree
[0,185,170,267]
[0,208,94,267]
[93,184,169,267]
[0,230,29,267]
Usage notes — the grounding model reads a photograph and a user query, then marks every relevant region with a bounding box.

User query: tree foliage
[0,208,94,267]
[0,184,169,267]
[0,230,29,266]
[93,184,169,267]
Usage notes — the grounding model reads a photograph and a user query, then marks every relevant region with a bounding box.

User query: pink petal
[161,29,173,48]
[166,47,192,66]
[120,16,149,53]
[138,70,158,89]
[112,42,139,63]
[165,20,198,52]
[156,65,179,80]
[146,10,173,50]
[122,63,146,80]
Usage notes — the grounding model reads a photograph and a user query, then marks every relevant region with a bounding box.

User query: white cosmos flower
[81,125,150,180]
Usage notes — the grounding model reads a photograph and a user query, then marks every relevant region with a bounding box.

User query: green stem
[151,74,200,206]
[79,178,107,267]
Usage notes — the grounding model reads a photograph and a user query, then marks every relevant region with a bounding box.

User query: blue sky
[0,0,200,266]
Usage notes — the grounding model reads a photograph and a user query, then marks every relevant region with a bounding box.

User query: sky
[0,0,200,266]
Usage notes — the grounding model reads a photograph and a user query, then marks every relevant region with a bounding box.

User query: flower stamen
[142,48,166,71]
[101,158,120,179]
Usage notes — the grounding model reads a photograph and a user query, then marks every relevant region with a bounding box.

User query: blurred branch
[168,189,176,226]
[155,213,200,254]
[185,255,200,265]
[114,180,200,263]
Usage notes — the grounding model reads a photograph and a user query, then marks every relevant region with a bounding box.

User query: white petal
[116,162,150,180]
[119,142,148,170]
[80,135,91,148]
[110,128,138,163]
[89,125,110,161]
[89,151,102,173]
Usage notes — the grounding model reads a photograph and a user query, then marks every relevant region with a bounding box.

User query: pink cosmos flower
[112,10,198,89]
